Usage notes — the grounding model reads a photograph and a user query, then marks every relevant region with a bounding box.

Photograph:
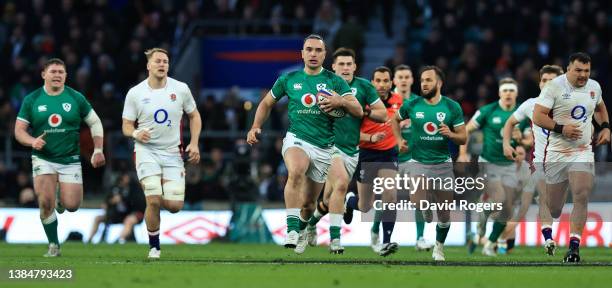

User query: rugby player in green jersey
[15,58,105,257]
[247,35,363,254]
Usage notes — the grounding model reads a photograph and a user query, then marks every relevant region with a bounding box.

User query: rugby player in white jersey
[533,52,610,262]
[122,48,202,259]
[502,65,563,255]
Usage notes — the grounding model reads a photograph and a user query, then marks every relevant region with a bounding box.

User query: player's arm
[389,115,407,152]
[84,110,105,168]
[340,94,364,118]
[366,100,387,123]
[457,119,478,161]
[185,109,202,163]
[440,123,467,145]
[247,91,276,145]
[594,100,610,145]
[14,120,46,150]
[502,116,520,160]
[533,104,582,140]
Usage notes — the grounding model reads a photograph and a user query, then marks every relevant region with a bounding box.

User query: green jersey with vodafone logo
[398,93,420,163]
[271,68,352,148]
[397,95,464,164]
[334,77,380,156]
[471,101,516,164]
[17,86,92,164]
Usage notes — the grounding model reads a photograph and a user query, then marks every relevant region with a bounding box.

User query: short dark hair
[394,64,412,73]
[539,65,564,77]
[303,34,325,49]
[332,47,356,62]
[569,52,591,64]
[499,77,518,86]
[144,47,169,61]
[43,58,65,71]
[419,65,445,82]
[372,66,392,79]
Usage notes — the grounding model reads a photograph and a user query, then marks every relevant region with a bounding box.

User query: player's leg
[379,168,398,247]
[57,162,84,212]
[294,170,325,254]
[281,147,310,248]
[325,157,350,253]
[564,170,594,262]
[537,177,557,255]
[34,173,61,256]
[481,177,507,256]
[432,188,454,261]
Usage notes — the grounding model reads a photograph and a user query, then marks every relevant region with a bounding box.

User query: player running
[458,77,522,256]
[247,35,363,254]
[396,65,466,261]
[502,65,564,255]
[533,52,610,262]
[15,58,106,257]
[370,64,434,252]
[304,47,387,253]
[122,48,202,259]
[343,66,405,256]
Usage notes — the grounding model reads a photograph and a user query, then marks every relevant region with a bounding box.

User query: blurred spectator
[87,174,144,244]
[184,162,204,210]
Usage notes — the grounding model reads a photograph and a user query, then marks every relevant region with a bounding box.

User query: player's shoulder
[441,95,463,110]
[586,78,601,90]
[519,97,537,109]
[352,76,370,87]
[63,85,87,100]
[23,87,44,102]
[167,77,188,89]
[126,79,148,96]
[405,95,422,106]
[282,70,302,79]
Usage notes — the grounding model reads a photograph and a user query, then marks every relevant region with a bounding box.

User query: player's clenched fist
[32,132,46,150]
[438,122,452,137]
[90,149,106,168]
[561,124,582,140]
[247,128,261,145]
[132,128,152,143]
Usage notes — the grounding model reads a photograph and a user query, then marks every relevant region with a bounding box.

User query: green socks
[41,211,59,246]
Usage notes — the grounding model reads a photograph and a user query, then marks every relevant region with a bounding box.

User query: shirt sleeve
[334,74,352,97]
[451,100,465,128]
[536,82,558,109]
[122,89,138,121]
[596,82,603,105]
[182,83,197,114]
[75,91,93,118]
[270,74,287,100]
[364,82,381,106]
[397,99,412,120]
[513,101,530,122]
[16,95,32,124]
[470,106,487,129]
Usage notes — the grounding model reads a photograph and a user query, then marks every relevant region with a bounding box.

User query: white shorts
[281,132,332,183]
[543,151,594,184]
[408,159,455,192]
[332,147,358,179]
[32,156,82,184]
[479,156,518,188]
[134,148,185,181]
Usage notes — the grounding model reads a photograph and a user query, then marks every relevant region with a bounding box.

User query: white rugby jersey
[122,77,197,155]
[535,74,602,154]
[513,98,548,162]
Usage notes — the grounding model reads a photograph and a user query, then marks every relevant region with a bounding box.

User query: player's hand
[90,149,106,168]
[398,139,408,153]
[561,124,582,140]
[400,119,411,129]
[370,132,386,143]
[503,143,516,160]
[511,127,522,142]
[32,132,46,150]
[457,153,470,163]
[595,128,611,146]
[185,142,200,164]
[318,91,342,112]
[247,128,261,145]
[438,122,452,137]
[132,128,151,143]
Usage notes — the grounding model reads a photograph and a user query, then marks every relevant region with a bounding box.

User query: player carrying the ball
[247,34,363,254]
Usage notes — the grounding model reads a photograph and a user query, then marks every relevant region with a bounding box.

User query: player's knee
[287,170,306,184]
[38,198,54,213]
[550,209,562,219]
[142,175,163,197]
[165,204,182,214]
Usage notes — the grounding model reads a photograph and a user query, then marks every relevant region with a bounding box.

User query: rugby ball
[316,89,346,118]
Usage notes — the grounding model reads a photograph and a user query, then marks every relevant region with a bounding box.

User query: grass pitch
[1,243,611,288]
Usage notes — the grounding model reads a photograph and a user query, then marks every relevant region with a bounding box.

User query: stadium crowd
[1,0,611,206]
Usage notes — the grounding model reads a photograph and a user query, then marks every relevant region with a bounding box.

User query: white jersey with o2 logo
[535,74,602,154]
[122,77,196,155]
[513,98,548,162]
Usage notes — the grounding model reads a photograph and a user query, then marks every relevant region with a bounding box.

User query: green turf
[1,243,611,288]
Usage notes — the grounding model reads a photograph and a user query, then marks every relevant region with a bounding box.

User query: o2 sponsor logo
[154,109,171,127]
[571,105,587,123]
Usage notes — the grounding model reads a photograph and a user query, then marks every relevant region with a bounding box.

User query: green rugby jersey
[334,77,380,156]
[398,93,420,163]
[397,96,464,164]
[472,101,517,165]
[17,86,92,164]
[271,68,352,148]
